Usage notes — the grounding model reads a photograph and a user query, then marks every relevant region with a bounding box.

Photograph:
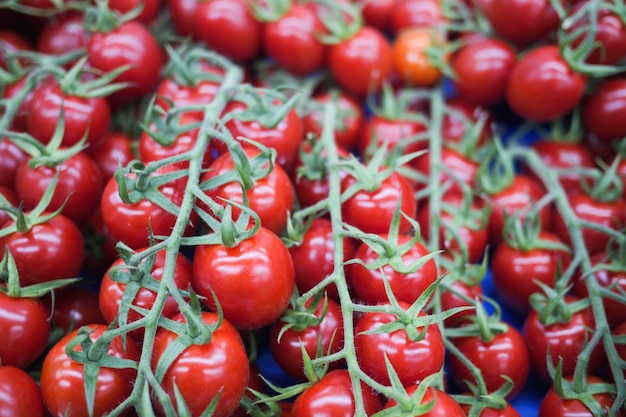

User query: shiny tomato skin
[491,231,571,315]
[154,76,222,121]
[359,0,397,33]
[36,12,88,59]
[384,384,466,416]
[16,151,104,225]
[166,0,198,37]
[27,83,111,149]
[291,369,382,417]
[448,323,530,400]
[441,99,494,148]
[484,0,560,46]
[221,100,304,172]
[355,302,445,386]
[0,214,84,286]
[552,192,626,256]
[411,146,480,197]
[461,403,521,417]
[582,77,626,142]
[329,27,393,98]
[151,312,249,417]
[341,169,417,235]
[351,234,438,305]
[99,249,194,339]
[0,30,32,70]
[269,298,345,380]
[201,148,295,235]
[40,324,140,417]
[440,278,483,327]
[523,297,604,382]
[451,37,517,106]
[538,376,626,417]
[0,138,28,189]
[390,0,445,34]
[87,22,163,106]
[0,185,18,228]
[87,131,136,183]
[392,27,445,88]
[486,173,552,247]
[289,218,356,301]
[506,45,587,122]
[45,286,106,333]
[358,114,427,160]
[108,0,162,24]
[192,227,295,329]
[0,292,50,369]
[263,4,328,76]
[194,0,262,63]
[0,366,46,417]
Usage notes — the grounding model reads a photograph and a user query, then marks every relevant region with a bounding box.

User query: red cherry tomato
[0,292,51,369]
[359,0,397,33]
[0,30,32,70]
[506,45,587,122]
[154,74,223,121]
[36,12,88,61]
[291,369,382,417]
[0,138,28,189]
[441,99,494,148]
[87,131,136,183]
[411,146,480,197]
[358,113,427,160]
[440,278,483,327]
[151,312,249,417]
[582,77,626,142]
[484,0,560,46]
[45,286,105,333]
[389,0,445,34]
[384,383,466,416]
[40,324,140,417]
[0,366,46,417]
[192,227,295,329]
[329,27,393,98]
[355,302,445,386]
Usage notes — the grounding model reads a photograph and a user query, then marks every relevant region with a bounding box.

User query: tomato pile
[1,0,626,416]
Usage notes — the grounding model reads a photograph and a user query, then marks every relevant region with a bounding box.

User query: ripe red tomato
[0,292,50,369]
[451,36,517,106]
[522,296,604,382]
[151,312,249,417]
[0,138,28,189]
[194,0,262,63]
[389,0,445,34]
[108,0,162,24]
[384,383,466,416]
[506,45,587,122]
[36,12,87,59]
[359,0,397,33]
[87,21,163,107]
[0,185,18,228]
[0,29,32,70]
[289,218,356,301]
[441,99,494,148]
[461,403,522,417]
[0,213,85,285]
[358,112,427,160]
[87,131,136,183]
[99,249,194,339]
[484,0,560,46]
[16,151,104,224]
[154,74,223,121]
[491,231,571,315]
[341,168,417,235]
[40,324,140,417]
[291,369,382,417]
[582,77,626,142]
[329,27,393,97]
[44,286,105,333]
[350,233,438,305]
[411,145,480,197]
[355,302,444,386]
[263,4,328,76]
[392,27,446,88]
[200,148,295,236]
[538,375,626,417]
[0,365,46,417]
[439,277,483,327]
[269,297,345,380]
[166,0,198,37]
[27,83,111,149]
[192,226,295,329]
[448,323,530,399]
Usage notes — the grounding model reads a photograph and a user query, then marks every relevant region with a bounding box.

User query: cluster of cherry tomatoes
[1,0,626,416]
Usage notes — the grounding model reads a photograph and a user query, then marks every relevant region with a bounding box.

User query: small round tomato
[40,324,140,417]
[16,151,104,224]
[108,0,162,24]
[194,0,262,63]
[192,227,295,329]
[0,29,32,70]
[411,145,480,197]
[87,21,163,107]
[329,26,393,97]
[506,45,586,122]
[350,234,438,305]
[27,83,111,149]
[201,148,295,236]
[289,218,356,301]
[45,286,105,333]
[0,366,46,417]
[87,131,136,183]
[263,4,328,76]
[36,12,88,60]
[151,312,249,417]
[491,231,571,315]
[441,99,494,148]
[166,0,198,37]
[384,383,466,416]
[341,169,417,235]
[99,249,194,339]
[0,138,28,189]
[0,185,18,228]
[538,376,626,417]
[392,27,446,88]
[269,297,345,380]
[0,213,85,285]
[484,0,560,46]
[451,36,517,106]
[522,297,604,382]
[359,0,397,33]
[448,323,530,399]
[582,77,626,142]
[154,73,223,121]
[358,113,428,160]
[390,0,445,34]
[291,370,382,417]
[0,292,50,369]
[439,277,482,327]
[355,302,445,386]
